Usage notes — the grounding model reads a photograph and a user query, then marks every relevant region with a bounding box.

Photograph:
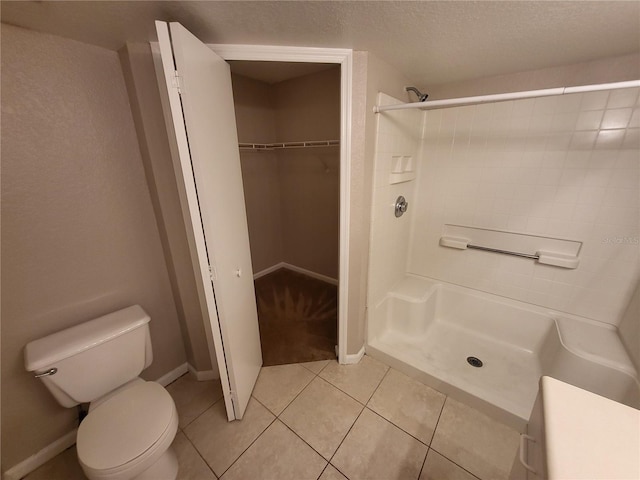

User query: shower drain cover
[467,356,483,368]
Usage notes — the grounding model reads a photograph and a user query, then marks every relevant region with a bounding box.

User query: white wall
[619,280,640,370]
[409,87,639,325]
[425,53,640,100]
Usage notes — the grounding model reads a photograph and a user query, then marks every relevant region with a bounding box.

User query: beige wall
[1,25,187,470]
[424,53,640,100]
[239,150,284,274]
[233,73,277,144]
[232,74,284,274]
[232,69,341,280]
[274,67,340,142]
[275,68,341,279]
[119,42,213,373]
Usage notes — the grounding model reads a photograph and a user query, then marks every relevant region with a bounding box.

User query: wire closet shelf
[239,140,339,151]
[374,80,640,113]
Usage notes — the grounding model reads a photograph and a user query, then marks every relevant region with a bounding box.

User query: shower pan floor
[371,318,543,421]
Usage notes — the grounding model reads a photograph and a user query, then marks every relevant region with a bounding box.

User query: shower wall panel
[368,93,424,306]
[409,88,640,326]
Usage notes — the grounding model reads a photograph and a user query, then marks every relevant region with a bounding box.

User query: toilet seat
[77,381,178,480]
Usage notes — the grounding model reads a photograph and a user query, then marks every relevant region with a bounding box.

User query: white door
[155,21,262,420]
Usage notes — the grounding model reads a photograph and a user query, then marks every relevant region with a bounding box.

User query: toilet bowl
[77,380,179,480]
[24,306,179,480]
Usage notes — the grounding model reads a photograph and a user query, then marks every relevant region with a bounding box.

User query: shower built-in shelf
[389,155,415,184]
[239,140,339,151]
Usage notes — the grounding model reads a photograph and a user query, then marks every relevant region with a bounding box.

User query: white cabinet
[510,376,640,480]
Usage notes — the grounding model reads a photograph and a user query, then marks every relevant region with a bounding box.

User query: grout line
[432,394,449,439]
[298,359,332,375]
[427,396,483,480]
[278,419,332,466]
[316,463,331,480]
[326,405,367,477]
[216,407,278,479]
[273,371,367,469]
[364,406,430,448]
[252,364,356,474]
[418,446,430,480]
[249,394,276,416]
[181,430,219,479]
[315,359,390,407]
[427,446,483,480]
[179,389,225,431]
[275,375,317,418]
[364,365,391,406]
[330,463,351,480]
[314,376,367,407]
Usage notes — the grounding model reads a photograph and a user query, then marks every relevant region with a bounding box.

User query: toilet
[24,305,179,480]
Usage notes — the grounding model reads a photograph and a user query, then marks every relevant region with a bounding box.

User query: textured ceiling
[1,1,639,86]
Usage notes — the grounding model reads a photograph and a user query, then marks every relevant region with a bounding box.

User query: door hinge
[172,70,184,94]
[208,265,217,281]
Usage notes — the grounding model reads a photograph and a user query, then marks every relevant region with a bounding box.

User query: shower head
[406,86,428,102]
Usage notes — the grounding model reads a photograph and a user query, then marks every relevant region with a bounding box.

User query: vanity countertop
[542,376,640,480]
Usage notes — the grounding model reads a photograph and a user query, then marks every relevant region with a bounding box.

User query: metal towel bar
[438,235,580,269]
[467,244,540,260]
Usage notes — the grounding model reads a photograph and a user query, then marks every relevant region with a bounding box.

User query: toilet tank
[24,305,153,408]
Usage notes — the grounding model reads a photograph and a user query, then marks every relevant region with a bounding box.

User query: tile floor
[24,355,521,480]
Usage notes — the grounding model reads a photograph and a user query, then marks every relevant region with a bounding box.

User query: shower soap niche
[389,155,415,184]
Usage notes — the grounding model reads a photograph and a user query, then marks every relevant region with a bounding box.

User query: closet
[229,61,340,366]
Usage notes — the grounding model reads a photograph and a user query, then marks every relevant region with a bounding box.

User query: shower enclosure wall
[367,88,640,430]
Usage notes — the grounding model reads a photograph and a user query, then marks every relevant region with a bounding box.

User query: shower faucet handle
[395,196,408,217]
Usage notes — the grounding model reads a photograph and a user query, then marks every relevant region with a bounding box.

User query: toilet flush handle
[34,367,57,378]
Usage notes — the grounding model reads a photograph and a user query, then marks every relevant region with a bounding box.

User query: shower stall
[366,83,640,430]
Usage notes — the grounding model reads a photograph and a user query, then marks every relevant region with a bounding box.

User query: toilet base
[136,446,178,480]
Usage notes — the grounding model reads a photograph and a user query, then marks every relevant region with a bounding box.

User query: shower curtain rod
[373,79,640,113]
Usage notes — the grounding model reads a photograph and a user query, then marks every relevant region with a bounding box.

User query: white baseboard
[2,429,78,480]
[282,263,339,285]
[342,346,365,364]
[187,363,220,381]
[253,262,286,280]
[155,362,189,387]
[253,262,338,286]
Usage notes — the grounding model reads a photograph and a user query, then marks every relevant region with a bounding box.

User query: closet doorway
[229,61,340,366]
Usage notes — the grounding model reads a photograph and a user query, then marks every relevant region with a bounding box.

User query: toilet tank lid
[24,305,150,372]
